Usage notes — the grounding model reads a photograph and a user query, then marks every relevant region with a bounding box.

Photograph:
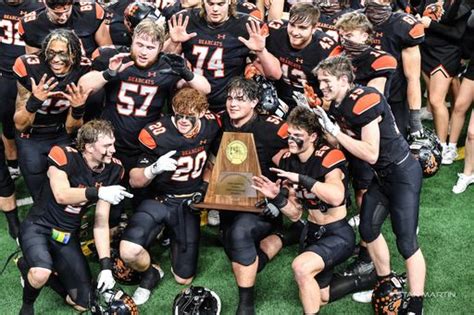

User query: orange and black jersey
[369,12,424,102]
[279,146,348,212]
[266,20,341,109]
[351,47,397,97]
[92,46,181,154]
[177,9,262,112]
[137,113,222,196]
[13,54,91,128]
[317,8,354,42]
[220,112,288,180]
[328,86,409,170]
[33,145,123,233]
[18,1,106,57]
[0,0,42,76]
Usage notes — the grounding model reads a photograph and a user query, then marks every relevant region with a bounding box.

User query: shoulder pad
[353,91,382,116]
[12,57,28,78]
[321,149,346,169]
[48,146,68,167]
[371,54,397,71]
[139,128,157,150]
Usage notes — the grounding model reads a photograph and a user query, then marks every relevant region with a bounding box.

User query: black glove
[261,201,280,219]
[160,54,194,81]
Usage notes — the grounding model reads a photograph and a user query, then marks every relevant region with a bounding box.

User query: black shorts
[19,219,92,308]
[348,155,374,191]
[421,43,462,78]
[121,198,201,279]
[303,219,355,288]
[220,211,278,266]
[463,59,474,81]
[16,130,71,201]
[0,73,18,139]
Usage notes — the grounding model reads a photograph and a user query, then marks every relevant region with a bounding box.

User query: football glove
[97,269,116,293]
[160,54,194,81]
[98,186,133,205]
[313,106,340,137]
[144,150,177,179]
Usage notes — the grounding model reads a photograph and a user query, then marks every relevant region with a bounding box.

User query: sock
[406,295,424,314]
[358,245,371,263]
[237,286,255,315]
[448,143,457,150]
[6,159,18,168]
[22,277,42,312]
[329,271,377,302]
[4,208,20,240]
[257,249,269,273]
[140,265,161,290]
[377,272,392,282]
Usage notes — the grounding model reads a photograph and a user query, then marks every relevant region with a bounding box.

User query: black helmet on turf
[110,247,141,285]
[124,1,163,33]
[173,286,221,315]
[409,128,442,177]
[372,274,405,315]
[91,288,138,315]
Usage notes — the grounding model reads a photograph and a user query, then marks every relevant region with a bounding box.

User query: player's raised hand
[56,83,93,107]
[31,74,58,101]
[269,167,300,183]
[252,175,280,199]
[238,19,266,53]
[108,52,134,72]
[168,14,197,43]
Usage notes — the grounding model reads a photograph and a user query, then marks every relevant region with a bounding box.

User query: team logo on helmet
[173,286,221,315]
[372,274,406,315]
[409,128,442,177]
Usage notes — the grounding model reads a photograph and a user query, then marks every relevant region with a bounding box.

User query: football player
[312,56,425,315]
[13,29,92,202]
[0,0,43,240]
[17,120,132,315]
[417,0,471,164]
[365,0,425,138]
[79,19,210,208]
[253,106,355,314]
[18,0,112,57]
[334,11,397,278]
[119,87,221,305]
[161,0,262,20]
[165,0,281,112]
[265,3,341,113]
[219,77,288,314]
[316,0,353,42]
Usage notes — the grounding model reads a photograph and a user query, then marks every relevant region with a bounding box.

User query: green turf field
[0,120,473,314]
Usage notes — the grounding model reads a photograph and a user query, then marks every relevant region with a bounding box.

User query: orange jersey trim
[48,146,68,167]
[371,55,397,71]
[322,149,345,169]
[139,129,157,150]
[353,93,381,116]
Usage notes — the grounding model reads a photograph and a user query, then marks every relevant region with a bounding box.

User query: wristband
[102,68,118,81]
[182,69,195,81]
[99,257,113,270]
[299,174,317,192]
[26,95,44,113]
[71,105,86,119]
[269,191,288,209]
[85,187,99,202]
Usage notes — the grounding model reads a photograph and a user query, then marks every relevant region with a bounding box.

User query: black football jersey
[220,112,288,180]
[179,9,257,111]
[93,46,181,154]
[137,113,222,196]
[351,47,397,97]
[0,0,42,76]
[35,145,123,232]
[370,12,424,103]
[328,86,409,170]
[163,2,262,20]
[105,0,133,46]
[317,8,354,42]
[279,146,348,212]
[13,54,91,129]
[18,1,106,57]
[266,20,341,109]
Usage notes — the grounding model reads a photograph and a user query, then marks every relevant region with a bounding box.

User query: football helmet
[372,274,405,315]
[110,247,141,285]
[408,128,442,178]
[173,286,221,315]
[91,288,139,315]
[254,75,289,119]
[124,1,165,33]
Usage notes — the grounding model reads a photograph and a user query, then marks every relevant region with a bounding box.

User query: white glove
[313,106,340,137]
[144,150,177,179]
[98,185,134,205]
[292,91,311,110]
[97,269,116,293]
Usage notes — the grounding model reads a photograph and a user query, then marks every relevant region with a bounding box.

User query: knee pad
[359,203,388,243]
[396,236,419,259]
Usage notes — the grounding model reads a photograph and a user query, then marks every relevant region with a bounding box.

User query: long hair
[38,28,83,69]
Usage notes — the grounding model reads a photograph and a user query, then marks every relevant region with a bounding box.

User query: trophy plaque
[194,132,262,212]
